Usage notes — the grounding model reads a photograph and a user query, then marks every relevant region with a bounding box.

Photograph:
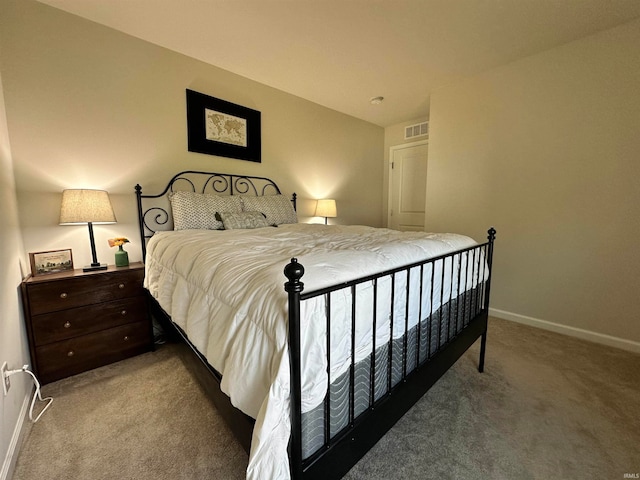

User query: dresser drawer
[31,297,147,346]
[27,269,144,315]
[35,321,151,383]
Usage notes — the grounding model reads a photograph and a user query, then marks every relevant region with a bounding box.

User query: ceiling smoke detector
[370,96,384,105]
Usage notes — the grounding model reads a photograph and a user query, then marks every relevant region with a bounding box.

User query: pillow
[241,194,297,225]
[216,211,270,230]
[169,191,243,230]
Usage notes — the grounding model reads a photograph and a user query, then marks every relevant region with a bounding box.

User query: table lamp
[59,189,116,271]
[315,199,337,225]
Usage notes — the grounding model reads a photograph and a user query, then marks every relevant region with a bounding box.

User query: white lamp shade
[59,189,117,224]
[315,199,337,218]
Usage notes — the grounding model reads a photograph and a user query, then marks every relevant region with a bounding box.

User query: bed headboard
[135,170,296,260]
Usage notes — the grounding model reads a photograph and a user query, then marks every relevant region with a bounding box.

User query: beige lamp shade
[59,189,117,224]
[315,199,337,218]
[315,199,337,224]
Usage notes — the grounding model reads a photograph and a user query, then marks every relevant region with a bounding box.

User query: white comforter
[144,224,481,480]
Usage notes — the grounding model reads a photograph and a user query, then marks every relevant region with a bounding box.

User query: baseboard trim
[489,308,640,354]
[0,388,32,480]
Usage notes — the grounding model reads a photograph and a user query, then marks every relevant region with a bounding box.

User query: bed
[135,170,496,480]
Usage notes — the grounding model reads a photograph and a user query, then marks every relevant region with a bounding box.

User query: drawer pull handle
[118,283,125,289]
[67,350,74,357]
[60,292,68,299]
[121,310,127,316]
[123,336,129,342]
[64,321,71,329]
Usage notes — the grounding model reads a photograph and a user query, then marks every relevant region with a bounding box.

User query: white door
[388,141,428,231]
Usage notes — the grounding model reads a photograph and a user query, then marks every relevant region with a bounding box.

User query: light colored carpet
[12,318,640,480]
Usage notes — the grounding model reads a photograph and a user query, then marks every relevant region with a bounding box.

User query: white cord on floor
[5,366,53,422]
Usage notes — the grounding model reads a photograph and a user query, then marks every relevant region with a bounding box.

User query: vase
[115,245,129,267]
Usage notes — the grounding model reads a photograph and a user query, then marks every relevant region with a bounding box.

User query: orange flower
[108,237,130,247]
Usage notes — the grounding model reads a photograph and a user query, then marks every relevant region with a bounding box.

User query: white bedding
[144,224,484,479]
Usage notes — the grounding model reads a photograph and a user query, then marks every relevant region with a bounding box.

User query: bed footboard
[285,228,496,480]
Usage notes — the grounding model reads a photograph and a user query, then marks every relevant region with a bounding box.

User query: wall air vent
[404,121,429,140]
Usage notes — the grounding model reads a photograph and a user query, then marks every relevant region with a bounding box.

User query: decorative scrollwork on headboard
[135,170,293,260]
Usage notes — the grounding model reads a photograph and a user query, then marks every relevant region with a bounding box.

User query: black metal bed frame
[135,170,495,480]
[135,170,296,258]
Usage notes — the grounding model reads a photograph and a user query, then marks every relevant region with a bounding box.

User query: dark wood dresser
[21,262,153,384]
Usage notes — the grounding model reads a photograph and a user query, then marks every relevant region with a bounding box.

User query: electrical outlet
[1,362,10,395]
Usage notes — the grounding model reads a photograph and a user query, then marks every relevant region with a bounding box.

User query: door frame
[387,140,429,230]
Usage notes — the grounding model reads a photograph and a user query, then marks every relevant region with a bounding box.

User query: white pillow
[241,194,297,225]
[216,211,270,230]
[169,191,243,230]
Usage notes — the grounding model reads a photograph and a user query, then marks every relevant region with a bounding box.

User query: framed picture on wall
[29,249,74,276]
[186,89,261,163]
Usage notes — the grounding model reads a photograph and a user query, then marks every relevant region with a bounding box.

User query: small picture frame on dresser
[29,249,74,277]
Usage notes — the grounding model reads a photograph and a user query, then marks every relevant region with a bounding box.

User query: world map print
[205,108,247,147]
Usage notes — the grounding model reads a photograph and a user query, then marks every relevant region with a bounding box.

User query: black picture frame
[186,89,261,163]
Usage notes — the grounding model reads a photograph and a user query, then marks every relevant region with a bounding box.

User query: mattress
[144,224,486,479]
[300,287,480,459]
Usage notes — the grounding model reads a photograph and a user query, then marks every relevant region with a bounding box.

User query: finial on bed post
[291,192,297,212]
[284,258,305,291]
[284,258,304,479]
[135,184,147,261]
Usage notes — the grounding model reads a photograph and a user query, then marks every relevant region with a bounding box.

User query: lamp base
[83,264,108,272]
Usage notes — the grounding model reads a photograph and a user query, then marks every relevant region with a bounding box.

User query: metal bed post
[135,184,147,261]
[285,258,305,479]
[478,227,497,373]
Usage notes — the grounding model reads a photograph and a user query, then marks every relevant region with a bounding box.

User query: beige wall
[0,0,384,269]
[427,19,640,347]
[382,116,429,226]
[0,65,31,478]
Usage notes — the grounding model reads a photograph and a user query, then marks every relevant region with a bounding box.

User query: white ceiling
[37,0,640,127]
